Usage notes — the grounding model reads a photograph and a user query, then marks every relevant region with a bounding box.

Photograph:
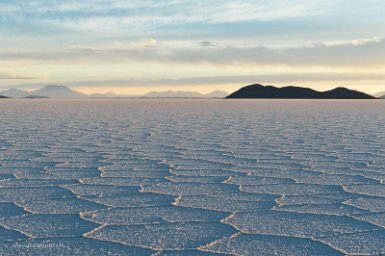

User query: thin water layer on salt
[352,212,385,227]
[164,159,233,170]
[80,177,167,186]
[241,183,344,195]
[16,198,107,214]
[356,172,385,181]
[169,169,236,177]
[292,174,378,185]
[275,203,369,216]
[63,184,141,197]
[225,211,378,237]
[0,214,99,238]
[278,194,358,205]
[102,169,169,178]
[0,173,16,180]
[101,162,169,170]
[12,169,98,180]
[0,203,28,218]
[0,187,73,201]
[165,175,229,183]
[206,192,277,201]
[1,161,60,169]
[344,196,385,212]
[82,206,228,225]
[177,195,276,212]
[0,226,27,241]
[318,230,385,255]
[142,182,239,196]
[84,193,176,208]
[203,234,344,256]
[0,238,154,255]
[158,250,222,256]
[225,175,295,185]
[1,99,385,255]
[87,222,237,250]
[0,179,75,188]
[344,184,385,197]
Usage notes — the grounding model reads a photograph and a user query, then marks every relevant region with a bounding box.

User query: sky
[0,0,385,95]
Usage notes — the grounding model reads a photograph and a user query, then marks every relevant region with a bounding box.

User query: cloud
[200,41,217,47]
[351,36,383,46]
[136,38,157,48]
[23,72,382,88]
[0,73,37,80]
[1,37,384,67]
[161,37,385,67]
[0,0,331,34]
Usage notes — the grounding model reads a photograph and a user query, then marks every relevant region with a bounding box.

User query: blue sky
[0,0,384,94]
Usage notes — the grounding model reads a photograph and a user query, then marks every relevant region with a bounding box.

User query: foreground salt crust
[0,99,385,255]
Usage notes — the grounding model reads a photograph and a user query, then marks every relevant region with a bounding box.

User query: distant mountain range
[0,95,9,98]
[23,95,50,99]
[0,85,86,99]
[227,84,376,99]
[31,85,87,98]
[374,91,385,98]
[0,88,29,98]
[0,85,228,99]
[1,84,381,99]
[142,90,228,98]
[88,92,123,98]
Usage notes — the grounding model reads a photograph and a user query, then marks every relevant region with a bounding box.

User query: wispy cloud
[1,0,385,93]
[0,73,37,80]
[1,37,384,67]
[0,0,333,34]
[200,41,218,47]
[24,72,383,88]
[7,70,385,95]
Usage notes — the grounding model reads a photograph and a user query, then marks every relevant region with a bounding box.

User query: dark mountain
[0,88,29,98]
[321,87,375,99]
[30,85,87,98]
[226,84,376,99]
[0,95,9,98]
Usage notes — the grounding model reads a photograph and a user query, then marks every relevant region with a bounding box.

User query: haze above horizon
[1,0,384,94]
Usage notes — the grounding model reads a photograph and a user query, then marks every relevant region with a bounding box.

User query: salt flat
[0,99,385,255]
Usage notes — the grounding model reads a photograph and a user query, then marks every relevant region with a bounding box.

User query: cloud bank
[0,0,384,93]
[1,37,384,67]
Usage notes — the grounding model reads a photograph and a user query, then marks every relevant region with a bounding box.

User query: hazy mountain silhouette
[0,88,29,98]
[374,91,385,99]
[0,85,228,99]
[0,95,9,98]
[30,85,87,98]
[374,91,385,98]
[23,95,49,99]
[227,84,376,99]
[143,90,228,98]
[204,90,229,98]
[89,92,123,98]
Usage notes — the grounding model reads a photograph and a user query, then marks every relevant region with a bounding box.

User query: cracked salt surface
[0,99,385,255]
